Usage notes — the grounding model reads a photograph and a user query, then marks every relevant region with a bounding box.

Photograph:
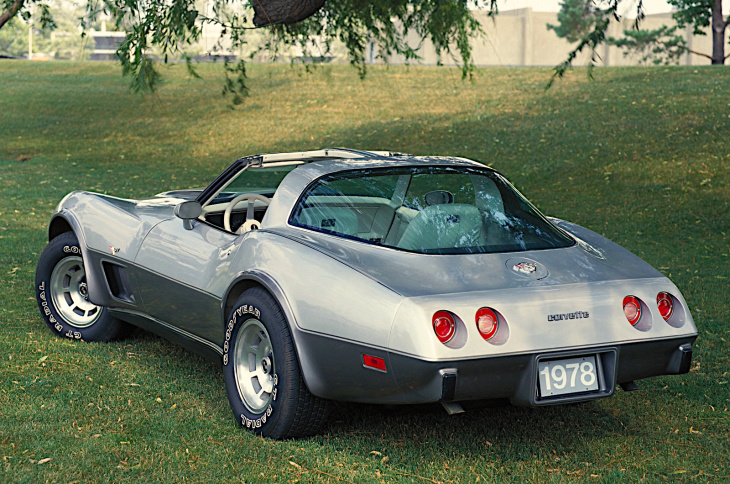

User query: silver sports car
[35,149,697,439]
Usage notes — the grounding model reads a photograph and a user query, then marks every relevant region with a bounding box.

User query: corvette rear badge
[513,262,537,274]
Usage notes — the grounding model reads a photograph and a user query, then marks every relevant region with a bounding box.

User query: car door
[133,218,239,346]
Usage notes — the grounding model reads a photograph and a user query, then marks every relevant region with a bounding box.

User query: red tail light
[657,292,674,321]
[363,354,387,372]
[475,307,499,340]
[432,311,455,343]
[623,296,642,326]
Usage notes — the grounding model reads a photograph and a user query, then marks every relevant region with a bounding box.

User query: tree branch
[686,47,714,60]
[0,0,24,30]
[197,15,258,31]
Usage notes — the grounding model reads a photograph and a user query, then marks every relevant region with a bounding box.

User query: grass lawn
[0,61,728,483]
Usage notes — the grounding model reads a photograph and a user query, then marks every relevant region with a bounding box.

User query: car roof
[246,148,488,176]
[257,149,494,228]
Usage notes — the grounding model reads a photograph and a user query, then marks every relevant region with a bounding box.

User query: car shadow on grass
[319,397,637,465]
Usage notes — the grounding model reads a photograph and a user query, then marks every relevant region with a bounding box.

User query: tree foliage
[547,0,600,43]
[608,25,688,65]
[80,0,495,102]
[0,2,88,59]
[550,0,729,79]
[1,0,55,31]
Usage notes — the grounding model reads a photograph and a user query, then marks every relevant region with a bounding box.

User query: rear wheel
[223,287,330,439]
[35,232,130,342]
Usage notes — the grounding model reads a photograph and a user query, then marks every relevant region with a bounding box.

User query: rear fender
[221,271,326,395]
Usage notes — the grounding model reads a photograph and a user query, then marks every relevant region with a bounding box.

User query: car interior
[290,169,524,253]
[198,163,571,254]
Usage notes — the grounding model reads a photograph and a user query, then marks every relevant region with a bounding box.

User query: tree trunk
[251,0,327,27]
[711,0,725,64]
[0,0,25,30]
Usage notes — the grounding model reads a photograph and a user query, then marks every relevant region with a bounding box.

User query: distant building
[89,22,126,61]
[86,8,728,67]
[372,8,728,67]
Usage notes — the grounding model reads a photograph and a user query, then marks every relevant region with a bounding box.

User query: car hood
[267,221,663,298]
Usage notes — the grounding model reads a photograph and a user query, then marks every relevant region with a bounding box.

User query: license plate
[538,356,599,397]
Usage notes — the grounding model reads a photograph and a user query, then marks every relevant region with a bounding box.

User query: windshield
[208,164,298,205]
[289,166,574,254]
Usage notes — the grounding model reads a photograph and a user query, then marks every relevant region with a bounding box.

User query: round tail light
[432,311,455,343]
[657,292,674,321]
[623,296,642,326]
[475,307,499,340]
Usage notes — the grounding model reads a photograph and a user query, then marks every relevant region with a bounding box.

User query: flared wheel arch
[222,272,322,398]
[48,213,76,243]
[45,213,113,308]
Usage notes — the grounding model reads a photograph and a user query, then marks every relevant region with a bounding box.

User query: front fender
[46,211,111,308]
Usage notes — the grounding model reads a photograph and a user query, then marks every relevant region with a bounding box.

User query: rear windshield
[289,166,574,254]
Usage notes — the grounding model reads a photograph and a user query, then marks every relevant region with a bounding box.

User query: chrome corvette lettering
[548,311,590,322]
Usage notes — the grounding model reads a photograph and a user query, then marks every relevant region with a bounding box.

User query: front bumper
[296,331,696,406]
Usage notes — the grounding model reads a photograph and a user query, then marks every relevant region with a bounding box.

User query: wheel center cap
[261,356,272,374]
[79,282,89,300]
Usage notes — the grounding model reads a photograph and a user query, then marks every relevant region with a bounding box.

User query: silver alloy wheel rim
[233,319,275,414]
[50,256,101,328]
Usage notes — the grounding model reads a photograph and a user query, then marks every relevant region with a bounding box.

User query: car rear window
[289,166,574,254]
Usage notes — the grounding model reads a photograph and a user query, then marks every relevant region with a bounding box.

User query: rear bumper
[296,331,696,406]
[390,336,695,406]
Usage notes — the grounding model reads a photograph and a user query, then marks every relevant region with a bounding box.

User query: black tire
[223,287,330,439]
[35,232,131,342]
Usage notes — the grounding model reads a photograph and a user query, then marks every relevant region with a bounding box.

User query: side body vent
[102,262,135,303]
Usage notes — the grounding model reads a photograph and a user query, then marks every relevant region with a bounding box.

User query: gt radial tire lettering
[38,283,63,332]
[241,405,273,428]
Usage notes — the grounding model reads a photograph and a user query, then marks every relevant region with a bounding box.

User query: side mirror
[174,201,202,230]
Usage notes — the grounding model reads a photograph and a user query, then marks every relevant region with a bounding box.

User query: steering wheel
[223,193,272,234]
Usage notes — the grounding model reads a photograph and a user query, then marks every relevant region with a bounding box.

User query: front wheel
[222,287,330,439]
[35,232,130,342]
